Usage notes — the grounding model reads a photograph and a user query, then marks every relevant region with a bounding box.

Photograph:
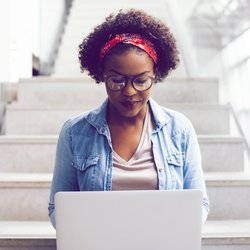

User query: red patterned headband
[100,33,158,63]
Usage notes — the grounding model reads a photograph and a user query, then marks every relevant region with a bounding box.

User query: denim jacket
[48,98,209,228]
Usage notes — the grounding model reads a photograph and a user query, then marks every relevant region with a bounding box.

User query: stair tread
[0,221,55,239]
[202,220,250,238]
[0,134,243,142]
[205,172,250,186]
[7,103,229,109]
[0,173,52,188]
[19,76,218,83]
[205,172,250,182]
[0,220,249,239]
[0,173,52,182]
[1,172,250,183]
[0,135,58,143]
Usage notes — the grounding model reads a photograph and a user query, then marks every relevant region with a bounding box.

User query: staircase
[53,0,186,76]
[1,76,250,249]
[1,0,250,249]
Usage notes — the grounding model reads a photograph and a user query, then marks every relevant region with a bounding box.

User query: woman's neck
[106,102,147,128]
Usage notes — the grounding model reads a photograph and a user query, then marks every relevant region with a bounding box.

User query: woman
[48,9,209,228]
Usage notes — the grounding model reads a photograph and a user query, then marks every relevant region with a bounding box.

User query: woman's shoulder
[149,99,194,133]
[164,107,194,132]
[60,105,106,135]
[164,106,191,123]
[68,110,92,126]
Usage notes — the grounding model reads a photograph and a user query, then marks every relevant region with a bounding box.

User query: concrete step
[0,220,250,250]
[202,220,250,250]
[66,1,168,28]
[54,0,169,75]
[60,2,168,35]
[0,173,51,221]
[0,135,244,173]
[71,0,167,12]
[0,221,56,250]
[53,66,82,76]
[0,172,250,221]
[5,103,229,135]
[0,102,6,134]
[67,1,170,30]
[54,0,171,76]
[199,135,244,172]
[206,172,250,220]
[17,77,219,105]
[0,136,57,173]
[72,0,167,9]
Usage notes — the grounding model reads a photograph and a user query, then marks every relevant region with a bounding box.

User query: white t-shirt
[112,107,158,190]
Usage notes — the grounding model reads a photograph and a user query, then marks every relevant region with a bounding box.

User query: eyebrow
[106,69,151,77]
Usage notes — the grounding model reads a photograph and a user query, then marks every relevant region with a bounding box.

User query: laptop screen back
[55,190,202,250]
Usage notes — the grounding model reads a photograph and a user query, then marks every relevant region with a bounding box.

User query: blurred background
[0,1,250,249]
[0,0,249,146]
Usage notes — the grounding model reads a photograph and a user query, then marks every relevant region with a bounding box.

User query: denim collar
[86,99,109,135]
[148,98,171,132]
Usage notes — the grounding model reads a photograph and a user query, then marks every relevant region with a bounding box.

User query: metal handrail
[40,0,74,75]
[228,102,250,160]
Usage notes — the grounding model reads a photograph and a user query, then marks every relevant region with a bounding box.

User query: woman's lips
[121,100,140,109]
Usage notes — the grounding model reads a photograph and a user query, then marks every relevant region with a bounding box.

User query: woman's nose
[122,80,137,96]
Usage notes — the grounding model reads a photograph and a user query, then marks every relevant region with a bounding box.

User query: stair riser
[18,82,105,106]
[200,142,244,172]
[0,239,56,250]
[202,245,250,250]
[0,143,55,173]
[0,182,249,221]
[0,240,249,250]
[207,185,250,220]
[0,139,244,173]
[5,106,229,135]
[17,81,218,105]
[0,187,49,221]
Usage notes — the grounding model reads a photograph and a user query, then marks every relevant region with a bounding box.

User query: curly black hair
[78,9,179,83]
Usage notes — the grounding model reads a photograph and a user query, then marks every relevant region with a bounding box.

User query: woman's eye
[111,78,124,84]
[134,77,148,84]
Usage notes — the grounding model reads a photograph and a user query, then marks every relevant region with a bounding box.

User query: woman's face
[103,49,155,119]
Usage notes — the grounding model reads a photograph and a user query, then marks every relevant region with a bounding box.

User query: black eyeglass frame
[103,74,155,92]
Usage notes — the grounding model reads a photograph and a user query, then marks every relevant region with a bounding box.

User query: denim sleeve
[48,120,79,228]
[183,121,209,223]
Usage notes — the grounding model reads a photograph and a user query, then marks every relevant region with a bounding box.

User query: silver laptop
[55,190,202,250]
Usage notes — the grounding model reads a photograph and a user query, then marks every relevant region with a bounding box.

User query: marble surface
[0,135,244,172]
[1,220,250,240]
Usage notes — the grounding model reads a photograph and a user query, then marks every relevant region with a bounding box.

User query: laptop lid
[55,190,202,250]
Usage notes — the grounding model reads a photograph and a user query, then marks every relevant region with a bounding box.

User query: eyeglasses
[104,74,155,91]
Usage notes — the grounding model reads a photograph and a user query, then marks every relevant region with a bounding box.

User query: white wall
[0,0,40,82]
[0,0,66,83]
[0,0,11,82]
